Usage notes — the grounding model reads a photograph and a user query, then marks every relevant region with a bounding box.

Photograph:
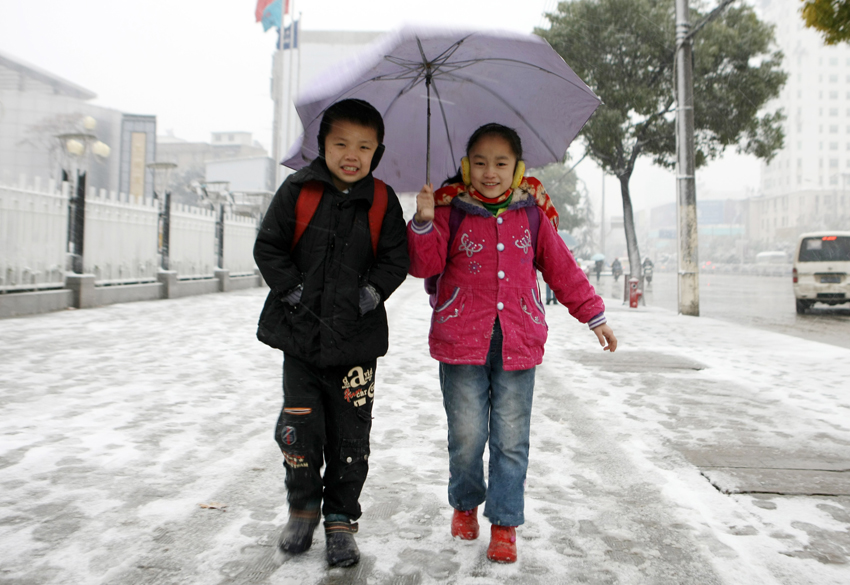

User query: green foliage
[537,0,787,176]
[530,162,583,231]
[532,162,597,257]
[801,0,850,45]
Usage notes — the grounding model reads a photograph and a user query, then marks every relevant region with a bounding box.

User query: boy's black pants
[275,353,376,520]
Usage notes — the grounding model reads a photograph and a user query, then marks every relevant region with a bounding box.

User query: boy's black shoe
[278,509,321,554]
[324,520,360,567]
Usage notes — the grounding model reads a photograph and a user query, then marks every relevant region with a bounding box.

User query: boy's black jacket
[253,158,409,366]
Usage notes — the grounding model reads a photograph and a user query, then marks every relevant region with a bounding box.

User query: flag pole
[296,12,302,118]
[271,2,285,186]
[285,0,296,154]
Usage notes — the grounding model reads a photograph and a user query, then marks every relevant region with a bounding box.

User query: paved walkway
[0,279,848,584]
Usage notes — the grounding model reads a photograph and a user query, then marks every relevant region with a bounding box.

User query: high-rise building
[755,0,850,244]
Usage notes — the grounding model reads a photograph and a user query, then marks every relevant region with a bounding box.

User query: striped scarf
[433,176,560,228]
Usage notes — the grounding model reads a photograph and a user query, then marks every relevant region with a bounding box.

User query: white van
[792,231,850,313]
[756,251,788,264]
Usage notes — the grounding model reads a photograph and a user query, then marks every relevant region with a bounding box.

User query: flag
[277,19,299,50]
[255,0,288,22]
[261,0,282,32]
[255,0,274,22]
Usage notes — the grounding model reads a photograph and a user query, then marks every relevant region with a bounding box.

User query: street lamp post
[203,181,231,270]
[147,162,178,270]
[56,116,110,274]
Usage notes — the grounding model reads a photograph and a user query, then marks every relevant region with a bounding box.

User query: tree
[530,161,596,257]
[529,162,582,230]
[20,112,88,182]
[801,0,850,45]
[538,0,787,277]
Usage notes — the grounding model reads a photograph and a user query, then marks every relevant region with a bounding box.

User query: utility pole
[675,0,699,316]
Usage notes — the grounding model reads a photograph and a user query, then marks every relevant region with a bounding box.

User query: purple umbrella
[283,25,600,193]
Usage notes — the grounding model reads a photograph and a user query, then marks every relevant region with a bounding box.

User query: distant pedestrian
[611,258,622,282]
[408,123,617,564]
[545,283,556,304]
[642,257,654,285]
[594,259,603,282]
[254,99,409,568]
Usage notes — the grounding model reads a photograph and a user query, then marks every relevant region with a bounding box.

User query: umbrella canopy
[283,25,601,193]
[591,253,606,262]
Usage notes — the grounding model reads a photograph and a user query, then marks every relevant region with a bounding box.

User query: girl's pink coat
[408,195,605,370]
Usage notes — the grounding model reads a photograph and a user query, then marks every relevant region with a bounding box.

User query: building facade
[755,0,850,245]
[0,50,155,197]
[156,132,272,206]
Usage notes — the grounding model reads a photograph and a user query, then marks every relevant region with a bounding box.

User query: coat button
[498,270,505,279]
[497,217,504,224]
[497,302,504,311]
[497,243,505,251]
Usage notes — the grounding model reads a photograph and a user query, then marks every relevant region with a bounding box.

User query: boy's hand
[414,184,435,223]
[282,284,302,306]
[359,284,381,315]
[592,324,617,352]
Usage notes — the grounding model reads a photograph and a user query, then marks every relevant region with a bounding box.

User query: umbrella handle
[426,75,431,186]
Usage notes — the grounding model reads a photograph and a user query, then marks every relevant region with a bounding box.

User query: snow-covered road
[1,278,848,584]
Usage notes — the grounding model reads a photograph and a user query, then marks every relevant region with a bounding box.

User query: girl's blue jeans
[438,319,535,526]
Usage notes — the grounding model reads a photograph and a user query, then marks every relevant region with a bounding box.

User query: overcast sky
[0,0,761,213]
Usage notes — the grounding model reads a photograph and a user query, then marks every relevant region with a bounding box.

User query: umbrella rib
[425,36,471,69]
[429,57,594,94]
[300,72,426,131]
[429,81,457,172]
[451,76,563,161]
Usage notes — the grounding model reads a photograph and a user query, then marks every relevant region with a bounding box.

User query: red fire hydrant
[628,277,642,308]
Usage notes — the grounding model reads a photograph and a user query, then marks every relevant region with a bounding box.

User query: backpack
[424,204,540,300]
[290,179,388,256]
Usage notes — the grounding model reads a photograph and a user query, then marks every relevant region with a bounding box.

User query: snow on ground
[0,278,848,584]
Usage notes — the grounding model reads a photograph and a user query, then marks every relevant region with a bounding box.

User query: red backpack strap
[291,181,324,251]
[368,179,388,256]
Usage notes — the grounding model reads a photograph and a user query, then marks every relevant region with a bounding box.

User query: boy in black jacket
[254,99,409,568]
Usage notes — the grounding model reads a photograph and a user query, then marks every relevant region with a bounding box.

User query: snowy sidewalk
[0,278,848,585]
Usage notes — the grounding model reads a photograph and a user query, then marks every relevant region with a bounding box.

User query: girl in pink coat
[408,123,617,564]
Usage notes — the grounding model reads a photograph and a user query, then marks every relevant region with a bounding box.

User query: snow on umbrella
[282,25,601,193]
[591,253,605,262]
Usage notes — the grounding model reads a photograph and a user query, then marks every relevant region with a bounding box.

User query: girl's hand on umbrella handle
[415,184,435,223]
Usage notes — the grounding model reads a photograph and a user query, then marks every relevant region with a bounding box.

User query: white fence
[169,204,218,279]
[0,177,69,292]
[83,187,160,284]
[1,175,260,294]
[224,212,259,275]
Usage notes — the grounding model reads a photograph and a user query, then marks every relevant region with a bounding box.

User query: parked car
[792,231,850,314]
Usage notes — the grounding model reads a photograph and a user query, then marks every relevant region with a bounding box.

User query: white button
[498,271,505,279]
[346,457,352,463]
[497,217,504,224]
[497,302,504,311]
[497,243,505,251]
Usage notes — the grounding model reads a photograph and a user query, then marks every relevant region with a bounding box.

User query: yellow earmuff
[461,157,525,189]
[512,161,526,189]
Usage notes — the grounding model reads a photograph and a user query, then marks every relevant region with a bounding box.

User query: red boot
[450,507,479,540]
[487,525,517,563]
